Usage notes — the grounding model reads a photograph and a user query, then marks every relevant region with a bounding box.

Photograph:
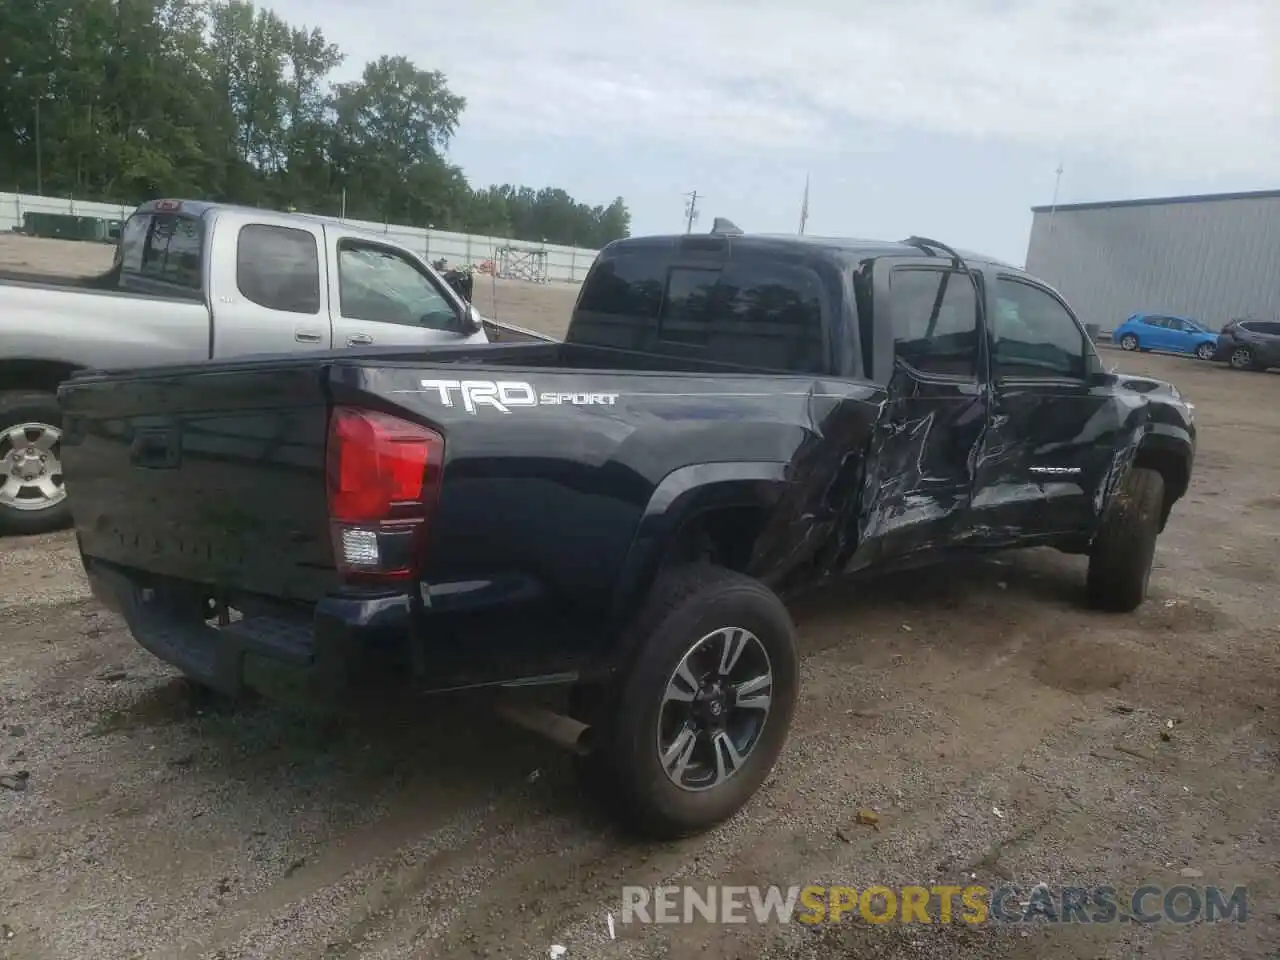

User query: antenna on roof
[710,217,743,236]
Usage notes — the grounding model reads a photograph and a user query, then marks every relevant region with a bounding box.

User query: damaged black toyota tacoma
[58,225,1195,840]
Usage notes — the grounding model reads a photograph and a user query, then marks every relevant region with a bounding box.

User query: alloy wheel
[0,422,65,512]
[656,626,773,792]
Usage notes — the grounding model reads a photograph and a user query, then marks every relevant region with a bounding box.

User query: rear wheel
[0,391,71,536]
[575,564,799,839]
[1119,334,1139,351]
[1229,346,1254,370]
[1194,342,1214,361]
[1086,467,1165,612]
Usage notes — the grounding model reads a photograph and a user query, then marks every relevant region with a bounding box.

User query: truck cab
[114,199,488,356]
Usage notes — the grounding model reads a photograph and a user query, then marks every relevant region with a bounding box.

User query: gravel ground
[1,235,1278,960]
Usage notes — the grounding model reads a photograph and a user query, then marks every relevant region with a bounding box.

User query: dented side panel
[838,255,993,575]
[970,375,1184,547]
[843,372,990,573]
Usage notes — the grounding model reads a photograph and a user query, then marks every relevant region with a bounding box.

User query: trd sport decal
[419,379,620,414]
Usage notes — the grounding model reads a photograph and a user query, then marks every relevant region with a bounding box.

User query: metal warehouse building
[1024,189,1280,334]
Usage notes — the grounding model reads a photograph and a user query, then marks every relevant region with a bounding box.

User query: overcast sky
[267,0,1277,264]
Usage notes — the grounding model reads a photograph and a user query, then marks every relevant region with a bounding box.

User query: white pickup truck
[0,199,551,535]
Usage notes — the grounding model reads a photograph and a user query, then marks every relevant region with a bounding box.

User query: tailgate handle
[130,427,181,470]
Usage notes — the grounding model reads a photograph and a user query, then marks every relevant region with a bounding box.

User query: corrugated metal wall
[1025,193,1280,332]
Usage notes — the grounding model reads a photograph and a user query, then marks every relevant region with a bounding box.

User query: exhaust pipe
[494,701,594,756]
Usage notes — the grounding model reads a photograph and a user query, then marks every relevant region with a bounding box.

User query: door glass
[236,224,320,314]
[992,278,1089,379]
[338,245,457,330]
[888,267,979,378]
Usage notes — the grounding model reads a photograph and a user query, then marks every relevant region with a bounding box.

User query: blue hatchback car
[1112,314,1219,360]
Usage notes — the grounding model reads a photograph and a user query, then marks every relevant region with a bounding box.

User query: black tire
[1086,467,1165,612]
[576,563,799,840]
[0,390,72,536]
[1194,342,1215,361]
[1228,346,1254,371]
[1119,334,1139,351]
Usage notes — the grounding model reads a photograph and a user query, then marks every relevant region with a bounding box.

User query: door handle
[346,334,373,346]
[294,330,323,344]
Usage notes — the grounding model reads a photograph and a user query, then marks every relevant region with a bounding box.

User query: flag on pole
[798,174,810,235]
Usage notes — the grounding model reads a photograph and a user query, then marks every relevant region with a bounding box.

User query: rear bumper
[84,558,413,700]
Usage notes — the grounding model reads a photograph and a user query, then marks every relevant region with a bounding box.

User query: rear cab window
[571,247,829,374]
[116,210,206,300]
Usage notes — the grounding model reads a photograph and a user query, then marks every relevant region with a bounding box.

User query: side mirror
[1086,366,1116,386]
[462,303,482,334]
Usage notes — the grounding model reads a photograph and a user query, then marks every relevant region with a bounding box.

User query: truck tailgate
[59,361,338,603]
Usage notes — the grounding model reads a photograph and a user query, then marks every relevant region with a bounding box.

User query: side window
[709,260,826,373]
[236,224,320,314]
[992,277,1087,379]
[133,214,203,289]
[888,268,978,378]
[338,244,456,329]
[572,251,667,349]
[1141,316,1166,327]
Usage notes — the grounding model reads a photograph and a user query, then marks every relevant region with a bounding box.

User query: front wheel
[0,391,71,536]
[1086,467,1165,612]
[1194,342,1215,361]
[1119,334,1139,351]
[576,564,799,840]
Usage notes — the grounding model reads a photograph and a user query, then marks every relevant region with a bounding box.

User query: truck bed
[59,341,833,607]
[0,265,119,289]
[1,277,213,370]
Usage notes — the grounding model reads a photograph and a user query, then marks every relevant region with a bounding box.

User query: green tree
[0,0,631,247]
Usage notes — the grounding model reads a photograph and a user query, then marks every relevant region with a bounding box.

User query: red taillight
[325,406,444,583]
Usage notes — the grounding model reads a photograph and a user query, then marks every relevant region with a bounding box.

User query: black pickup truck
[58,226,1195,839]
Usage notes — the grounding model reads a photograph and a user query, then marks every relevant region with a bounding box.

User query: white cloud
[268,0,1278,177]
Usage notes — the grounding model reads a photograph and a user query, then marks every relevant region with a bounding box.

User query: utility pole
[683,190,700,233]
[1048,162,1064,234]
[798,173,810,235]
[35,98,43,196]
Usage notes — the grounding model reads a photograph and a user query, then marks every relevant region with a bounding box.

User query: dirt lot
[0,234,582,339]
[2,235,1278,960]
